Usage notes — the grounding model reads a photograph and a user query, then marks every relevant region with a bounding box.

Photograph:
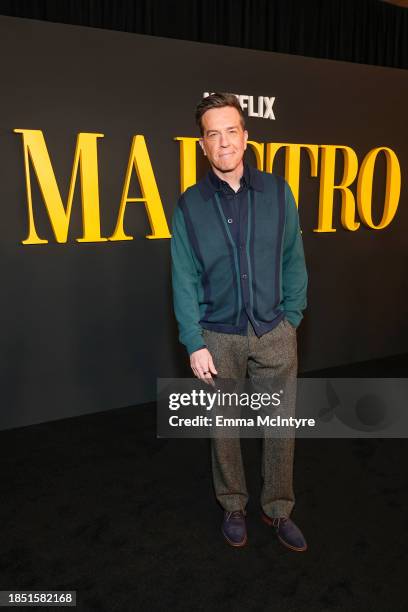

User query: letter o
[357,147,401,229]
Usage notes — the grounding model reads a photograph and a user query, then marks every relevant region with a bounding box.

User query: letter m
[14,129,106,244]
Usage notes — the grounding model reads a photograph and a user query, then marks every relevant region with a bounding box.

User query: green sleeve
[282,181,308,328]
[171,204,206,355]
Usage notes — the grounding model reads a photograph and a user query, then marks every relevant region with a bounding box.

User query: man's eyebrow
[206,125,239,133]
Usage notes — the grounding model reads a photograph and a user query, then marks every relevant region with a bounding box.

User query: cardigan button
[242,274,248,280]
[227,218,233,223]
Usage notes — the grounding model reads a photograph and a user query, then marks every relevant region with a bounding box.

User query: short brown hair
[195,92,245,136]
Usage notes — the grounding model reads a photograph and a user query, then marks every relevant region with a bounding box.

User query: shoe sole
[261,513,308,552]
[222,527,248,548]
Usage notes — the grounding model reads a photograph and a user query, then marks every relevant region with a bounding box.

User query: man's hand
[190,348,218,385]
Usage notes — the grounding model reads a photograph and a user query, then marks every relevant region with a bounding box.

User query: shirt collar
[198,161,264,201]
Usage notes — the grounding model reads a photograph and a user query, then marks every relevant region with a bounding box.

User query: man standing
[171,93,308,550]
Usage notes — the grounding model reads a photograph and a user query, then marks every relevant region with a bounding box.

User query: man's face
[199,106,248,173]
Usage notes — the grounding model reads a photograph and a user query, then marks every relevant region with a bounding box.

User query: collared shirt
[207,163,250,247]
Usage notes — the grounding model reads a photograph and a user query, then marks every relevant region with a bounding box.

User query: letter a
[110,135,170,240]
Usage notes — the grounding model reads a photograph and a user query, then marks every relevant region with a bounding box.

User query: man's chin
[215,158,242,174]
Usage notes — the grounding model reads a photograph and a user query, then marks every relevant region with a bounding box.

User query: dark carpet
[1,354,407,612]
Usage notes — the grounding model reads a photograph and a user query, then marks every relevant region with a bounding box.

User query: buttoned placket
[221,185,258,333]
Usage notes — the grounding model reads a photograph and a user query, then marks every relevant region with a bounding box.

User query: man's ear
[243,130,249,150]
[199,138,206,156]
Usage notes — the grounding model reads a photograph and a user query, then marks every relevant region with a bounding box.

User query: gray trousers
[202,318,298,518]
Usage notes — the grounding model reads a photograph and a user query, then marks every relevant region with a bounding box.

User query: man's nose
[219,132,230,147]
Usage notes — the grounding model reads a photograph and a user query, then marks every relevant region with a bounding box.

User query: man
[171,92,308,550]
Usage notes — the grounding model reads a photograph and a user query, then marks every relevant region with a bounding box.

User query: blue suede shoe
[222,510,247,547]
[262,512,307,551]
